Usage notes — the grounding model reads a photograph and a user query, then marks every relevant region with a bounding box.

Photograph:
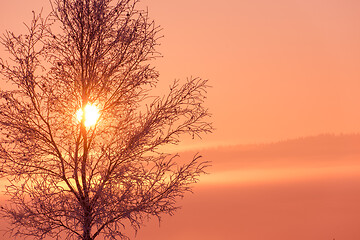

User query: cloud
[1,134,360,240]
[179,133,360,184]
[131,134,360,240]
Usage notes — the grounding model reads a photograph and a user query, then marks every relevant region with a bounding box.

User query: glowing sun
[76,104,100,127]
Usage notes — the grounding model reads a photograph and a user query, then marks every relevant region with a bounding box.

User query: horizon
[0,133,359,239]
[135,133,360,240]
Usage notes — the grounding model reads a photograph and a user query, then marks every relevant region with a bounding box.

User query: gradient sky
[0,1,360,240]
[147,0,360,148]
[1,0,360,147]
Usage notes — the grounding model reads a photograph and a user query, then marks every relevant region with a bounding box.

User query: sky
[0,0,360,146]
[1,0,360,147]
[129,134,360,240]
[0,0,360,240]
[145,0,360,147]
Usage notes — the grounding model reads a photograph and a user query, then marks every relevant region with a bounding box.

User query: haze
[0,0,360,239]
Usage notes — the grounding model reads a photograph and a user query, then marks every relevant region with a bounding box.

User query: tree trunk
[82,204,93,240]
[83,221,93,240]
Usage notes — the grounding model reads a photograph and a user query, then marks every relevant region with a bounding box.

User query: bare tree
[0,0,212,239]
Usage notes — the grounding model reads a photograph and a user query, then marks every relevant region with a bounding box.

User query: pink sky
[147,0,360,147]
[0,1,360,239]
[132,135,360,240]
[1,0,360,147]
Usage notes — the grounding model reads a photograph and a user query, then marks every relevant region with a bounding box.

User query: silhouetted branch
[0,1,212,239]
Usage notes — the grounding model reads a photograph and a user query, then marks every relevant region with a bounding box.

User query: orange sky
[1,0,360,147]
[0,1,360,240]
[132,134,360,240]
[146,0,360,147]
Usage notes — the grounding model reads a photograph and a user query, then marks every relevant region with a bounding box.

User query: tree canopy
[0,0,212,239]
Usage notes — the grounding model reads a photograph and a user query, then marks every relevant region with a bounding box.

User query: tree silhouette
[0,0,212,239]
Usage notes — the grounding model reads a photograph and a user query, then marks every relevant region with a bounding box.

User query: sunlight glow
[76,104,100,127]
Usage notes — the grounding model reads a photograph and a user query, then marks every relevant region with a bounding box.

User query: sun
[76,104,100,127]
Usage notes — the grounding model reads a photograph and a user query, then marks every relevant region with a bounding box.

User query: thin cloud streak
[133,134,360,240]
